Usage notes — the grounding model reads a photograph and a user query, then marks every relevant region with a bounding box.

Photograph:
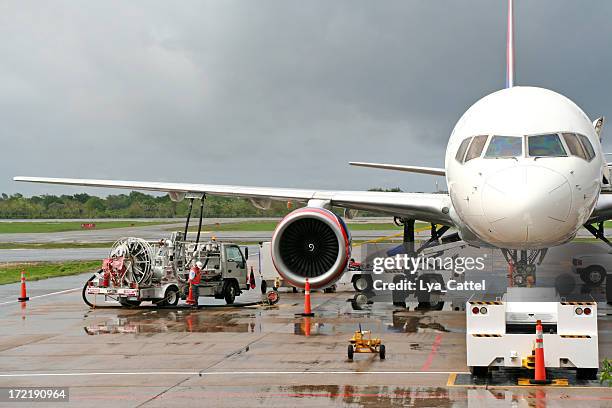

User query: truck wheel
[580,267,606,286]
[347,345,354,360]
[224,281,237,304]
[379,344,386,360]
[162,287,179,307]
[469,366,488,377]
[576,368,598,380]
[119,299,141,307]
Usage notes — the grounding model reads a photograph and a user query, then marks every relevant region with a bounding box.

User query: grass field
[186,220,429,232]
[0,242,113,250]
[0,260,101,285]
[0,221,171,234]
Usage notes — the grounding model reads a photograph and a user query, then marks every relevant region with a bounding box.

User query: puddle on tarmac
[83,309,258,335]
[281,385,454,407]
[292,312,457,337]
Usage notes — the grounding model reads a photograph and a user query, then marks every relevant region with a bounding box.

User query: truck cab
[184,240,249,304]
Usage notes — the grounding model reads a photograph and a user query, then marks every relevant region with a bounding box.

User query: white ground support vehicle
[466,287,599,379]
[571,252,610,286]
[83,233,251,307]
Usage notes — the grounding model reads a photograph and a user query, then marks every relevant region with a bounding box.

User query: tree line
[0,188,402,219]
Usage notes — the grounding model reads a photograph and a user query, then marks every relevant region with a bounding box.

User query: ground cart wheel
[224,281,237,304]
[379,344,386,360]
[347,344,354,360]
[161,286,179,307]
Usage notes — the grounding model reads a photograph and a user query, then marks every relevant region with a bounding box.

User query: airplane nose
[481,166,571,246]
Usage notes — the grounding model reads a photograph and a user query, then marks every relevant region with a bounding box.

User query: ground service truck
[83,232,251,307]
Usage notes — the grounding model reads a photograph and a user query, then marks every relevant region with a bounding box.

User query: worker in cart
[188,261,203,307]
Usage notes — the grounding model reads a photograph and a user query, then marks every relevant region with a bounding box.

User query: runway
[0,265,610,407]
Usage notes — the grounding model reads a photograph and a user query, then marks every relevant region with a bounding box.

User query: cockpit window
[464,135,488,162]
[455,137,471,163]
[577,134,596,161]
[562,133,587,159]
[527,134,567,157]
[485,136,522,158]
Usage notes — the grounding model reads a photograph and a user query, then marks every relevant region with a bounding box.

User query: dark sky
[2,1,611,196]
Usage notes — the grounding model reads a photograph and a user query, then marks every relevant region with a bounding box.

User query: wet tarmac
[0,272,610,407]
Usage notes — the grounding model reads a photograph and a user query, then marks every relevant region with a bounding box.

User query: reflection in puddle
[84,310,258,335]
[284,385,454,407]
[387,313,450,334]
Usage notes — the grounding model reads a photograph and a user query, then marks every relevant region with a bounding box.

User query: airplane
[14,0,612,289]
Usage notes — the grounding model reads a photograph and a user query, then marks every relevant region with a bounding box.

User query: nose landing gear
[501,249,548,287]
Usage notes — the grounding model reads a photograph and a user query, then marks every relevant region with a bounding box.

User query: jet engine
[271,207,351,289]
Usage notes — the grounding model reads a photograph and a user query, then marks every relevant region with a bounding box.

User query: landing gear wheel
[260,280,268,295]
[512,273,526,286]
[580,267,606,286]
[160,287,179,307]
[347,344,354,360]
[379,344,386,360]
[469,366,489,377]
[351,293,369,310]
[223,281,237,304]
[576,368,598,380]
[119,298,141,307]
[353,275,371,292]
[292,287,298,293]
[392,274,408,308]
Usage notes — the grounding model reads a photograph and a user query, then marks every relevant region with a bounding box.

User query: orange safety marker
[18,270,29,302]
[301,278,314,316]
[186,282,196,306]
[530,319,552,385]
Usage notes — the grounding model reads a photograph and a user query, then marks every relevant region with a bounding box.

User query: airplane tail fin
[506,0,515,88]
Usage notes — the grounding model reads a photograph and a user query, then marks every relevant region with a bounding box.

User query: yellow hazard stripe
[472,334,502,337]
[560,335,591,338]
[469,301,503,305]
[560,302,595,305]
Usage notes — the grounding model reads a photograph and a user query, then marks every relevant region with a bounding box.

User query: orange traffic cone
[301,278,314,316]
[186,283,196,306]
[18,270,29,302]
[530,319,552,384]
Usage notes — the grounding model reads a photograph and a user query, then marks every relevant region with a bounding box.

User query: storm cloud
[1,0,611,195]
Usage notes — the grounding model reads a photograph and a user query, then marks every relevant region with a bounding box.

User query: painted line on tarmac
[0,370,468,378]
[421,333,443,371]
[0,287,80,306]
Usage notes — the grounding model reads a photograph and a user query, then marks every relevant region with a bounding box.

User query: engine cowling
[271,207,351,289]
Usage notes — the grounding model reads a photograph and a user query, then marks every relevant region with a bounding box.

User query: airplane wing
[349,162,446,176]
[13,176,454,226]
[588,193,612,223]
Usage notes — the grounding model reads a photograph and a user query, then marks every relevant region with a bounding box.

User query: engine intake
[271,207,351,289]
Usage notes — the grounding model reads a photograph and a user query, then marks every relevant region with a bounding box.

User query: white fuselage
[445,87,604,250]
